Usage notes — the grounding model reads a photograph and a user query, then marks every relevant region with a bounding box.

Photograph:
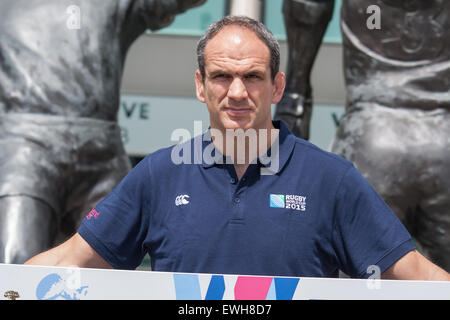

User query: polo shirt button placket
[230,193,244,221]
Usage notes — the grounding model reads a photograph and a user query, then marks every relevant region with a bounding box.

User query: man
[26,16,449,281]
[0,0,205,264]
[274,0,450,272]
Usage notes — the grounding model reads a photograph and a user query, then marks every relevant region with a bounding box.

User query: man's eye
[245,74,260,79]
[214,74,228,79]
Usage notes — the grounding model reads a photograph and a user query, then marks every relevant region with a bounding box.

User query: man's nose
[227,77,248,101]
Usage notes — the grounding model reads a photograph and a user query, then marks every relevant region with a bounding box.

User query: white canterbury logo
[175,194,190,206]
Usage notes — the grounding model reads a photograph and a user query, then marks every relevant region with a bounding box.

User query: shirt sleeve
[332,165,416,278]
[77,156,152,270]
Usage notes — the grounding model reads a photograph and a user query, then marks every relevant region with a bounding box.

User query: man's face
[195,26,285,132]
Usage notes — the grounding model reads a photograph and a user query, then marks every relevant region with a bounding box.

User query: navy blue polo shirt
[78,121,415,278]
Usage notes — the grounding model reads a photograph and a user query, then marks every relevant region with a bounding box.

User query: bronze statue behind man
[0,0,205,264]
[275,0,450,271]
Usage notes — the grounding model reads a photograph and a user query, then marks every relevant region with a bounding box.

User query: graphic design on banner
[36,273,88,300]
[173,273,202,300]
[205,275,225,300]
[172,274,301,300]
[266,279,277,300]
[234,276,273,300]
[274,277,300,300]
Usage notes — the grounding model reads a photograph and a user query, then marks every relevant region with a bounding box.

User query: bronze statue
[0,0,205,264]
[276,0,450,271]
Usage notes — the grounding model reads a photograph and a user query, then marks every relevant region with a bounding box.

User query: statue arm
[135,0,206,31]
[274,0,334,139]
[120,0,205,48]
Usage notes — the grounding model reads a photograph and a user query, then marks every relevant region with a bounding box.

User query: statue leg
[413,203,450,272]
[0,195,57,264]
[53,119,132,245]
[332,104,450,271]
[331,104,418,218]
[274,0,334,139]
[414,158,450,271]
[331,105,420,244]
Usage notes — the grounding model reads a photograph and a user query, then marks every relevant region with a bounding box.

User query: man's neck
[211,123,280,180]
[234,163,248,180]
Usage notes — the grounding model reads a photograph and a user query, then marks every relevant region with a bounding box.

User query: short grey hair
[197,15,281,81]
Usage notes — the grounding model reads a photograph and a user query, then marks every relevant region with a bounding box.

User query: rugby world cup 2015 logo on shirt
[270,194,306,211]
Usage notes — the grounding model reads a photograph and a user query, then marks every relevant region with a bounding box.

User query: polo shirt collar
[199,120,296,174]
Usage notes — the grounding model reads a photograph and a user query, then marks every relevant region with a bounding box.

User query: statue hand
[179,0,206,11]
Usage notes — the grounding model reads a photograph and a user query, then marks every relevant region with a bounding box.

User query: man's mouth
[224,107,253,116]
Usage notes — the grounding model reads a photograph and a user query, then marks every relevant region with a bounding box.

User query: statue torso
[0,0,139,120]
[341,0,450,110]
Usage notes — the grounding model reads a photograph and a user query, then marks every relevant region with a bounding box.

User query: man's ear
[271,72,286,104]
[195,69,206,103]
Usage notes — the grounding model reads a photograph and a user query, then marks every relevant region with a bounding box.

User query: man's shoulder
[292,137,353,169]
[285,137,358,188]
[143,135,201,173]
